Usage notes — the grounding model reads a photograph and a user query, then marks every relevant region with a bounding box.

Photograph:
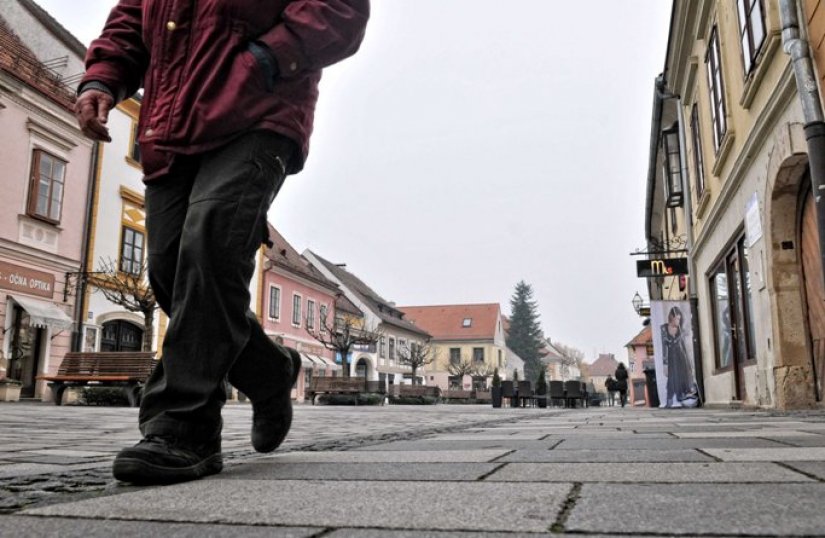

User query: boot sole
[252,349,302,453]
[113,453,223,485]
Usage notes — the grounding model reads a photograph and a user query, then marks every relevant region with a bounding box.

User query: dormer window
[462,318,472,328]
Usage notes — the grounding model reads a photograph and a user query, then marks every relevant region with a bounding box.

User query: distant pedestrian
[614,364,629,408]
[75,0,369,485]
[604,376,616,406]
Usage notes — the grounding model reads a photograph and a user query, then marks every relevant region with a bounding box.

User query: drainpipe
[676,101,706,405]
[71,141,100,352]
[780,0,825,293]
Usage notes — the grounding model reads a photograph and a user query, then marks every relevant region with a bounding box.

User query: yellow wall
[806,0,825,96]
[427,342,506,374]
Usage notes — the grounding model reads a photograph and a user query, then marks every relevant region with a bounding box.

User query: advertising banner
[650,300,700,408]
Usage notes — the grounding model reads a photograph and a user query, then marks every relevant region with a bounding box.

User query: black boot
[251,348,302,453]
[112,435,222,485]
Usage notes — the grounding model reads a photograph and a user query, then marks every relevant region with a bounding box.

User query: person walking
[75,0,369,485]
[614,363,629,408]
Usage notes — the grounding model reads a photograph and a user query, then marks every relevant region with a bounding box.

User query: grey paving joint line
[550,482,582,533]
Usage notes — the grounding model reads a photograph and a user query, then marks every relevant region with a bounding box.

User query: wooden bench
[307,377,384,404]
[37,352,157,406]
[474,390,492,402]
[398,385,441,398]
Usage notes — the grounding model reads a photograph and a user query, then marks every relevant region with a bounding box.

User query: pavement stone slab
[703,447,825,461]
[781,461,825,480]
[484,462,812,483]
[221,462,499,481]
[352,440,560,451]
[323,530,550,538]
[554,437,788,450]
[672,430,819,438]
[23,480,572,533]
[260,450,510,463]
[0,516,320,537]
[566,483,825,536]
[498,449,715,463]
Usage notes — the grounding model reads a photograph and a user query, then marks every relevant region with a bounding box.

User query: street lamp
[632,292,644,315]
[662,122,683,208]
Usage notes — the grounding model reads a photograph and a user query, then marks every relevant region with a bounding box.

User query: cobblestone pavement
[2,402,825,536]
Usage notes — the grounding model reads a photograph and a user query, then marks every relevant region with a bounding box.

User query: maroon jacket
[82,0,369,179]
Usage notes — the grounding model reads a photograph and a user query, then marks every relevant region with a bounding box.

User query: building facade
[399,303,507,391]
[626,326,654,406]
[0,13,93,399]
[260,226,340,402]
[303,250,431,389]
[648,0,825,408]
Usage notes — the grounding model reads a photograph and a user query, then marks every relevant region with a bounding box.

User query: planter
[537,393,547,408]
[491,386,502,408]
[0,380,22,402]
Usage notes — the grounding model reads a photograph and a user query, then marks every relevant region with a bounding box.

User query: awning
[299,353,315,368]
[314,354,342,371]
[10,294,73,331]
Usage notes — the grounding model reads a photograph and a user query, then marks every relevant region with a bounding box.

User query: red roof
[627,326,652,347]
[587,354,620,376]
[0,15,74,111]
[398,304,501,341]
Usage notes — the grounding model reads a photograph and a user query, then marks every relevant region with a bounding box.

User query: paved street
[2,403,825,536]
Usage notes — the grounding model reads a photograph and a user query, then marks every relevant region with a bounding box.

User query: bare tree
[471,363,495,390]
[89,257,157,352]
[447,355,474,389]
[306,297,382,377]
[397,340,437,385]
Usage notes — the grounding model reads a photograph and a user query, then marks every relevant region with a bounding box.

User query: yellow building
[646,0,825,409]
[398,304,507,391]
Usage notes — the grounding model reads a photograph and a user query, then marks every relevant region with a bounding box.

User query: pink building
[0,16,93,400]
[626,326,653,406]
[260,225,341,402]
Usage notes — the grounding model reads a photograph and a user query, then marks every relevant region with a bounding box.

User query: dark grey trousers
[139,131,294,444]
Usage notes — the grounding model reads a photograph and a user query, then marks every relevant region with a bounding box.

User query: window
[27,149,66,223]
[304,369,312,390]
[379,336,386,358]
[292,294,302,326]
[449,347,461,365]
[473,347,484,363]
[389,337,396,361]
[706,26,727,151]
[497,349,502,368]
[690,104,706,198]
[710,263,733,369]
[737,0,766,74]
[269,286,281,320]
[128,121,141,163]
[119,226,145,275]
[645,341,654,358]
[462,318,472,327]
[319,304,328,332]
[306,299,316,330]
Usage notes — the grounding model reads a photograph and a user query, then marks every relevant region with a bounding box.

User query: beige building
[647,0,825,409]
[399,304,507,391]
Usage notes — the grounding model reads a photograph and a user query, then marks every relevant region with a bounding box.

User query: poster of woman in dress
[651,301,699,408]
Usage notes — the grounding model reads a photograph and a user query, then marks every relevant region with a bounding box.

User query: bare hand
[75,90,114,142]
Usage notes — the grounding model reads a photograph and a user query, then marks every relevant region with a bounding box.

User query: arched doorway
[800,181,825,401]
[100,320,143,352]
[355,357,369,378]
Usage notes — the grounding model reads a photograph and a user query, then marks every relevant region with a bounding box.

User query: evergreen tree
[507,280,545,382]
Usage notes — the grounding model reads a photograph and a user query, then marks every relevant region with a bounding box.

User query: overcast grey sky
[39,0,672,363]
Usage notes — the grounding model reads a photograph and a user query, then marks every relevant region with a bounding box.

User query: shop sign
[636,258,689,278]
[0,261,55,298]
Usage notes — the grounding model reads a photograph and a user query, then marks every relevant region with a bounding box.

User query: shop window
[27,149,66,224]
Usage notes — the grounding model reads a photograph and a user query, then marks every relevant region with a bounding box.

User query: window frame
[127,120,141,165]
[27,149,67,225]
[449,347,461,365]
[736,0,767,75]
[118,225,145,276]
[706,26,728,152]
[268,285,281,321]
[319,304,328,332]
[690,103,706,199]
[472,347,484,364]
[306,298,316,330]
[292,293,302,327]
[388,337,396,362]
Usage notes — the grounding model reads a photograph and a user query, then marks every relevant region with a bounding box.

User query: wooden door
[801,188,825,400]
